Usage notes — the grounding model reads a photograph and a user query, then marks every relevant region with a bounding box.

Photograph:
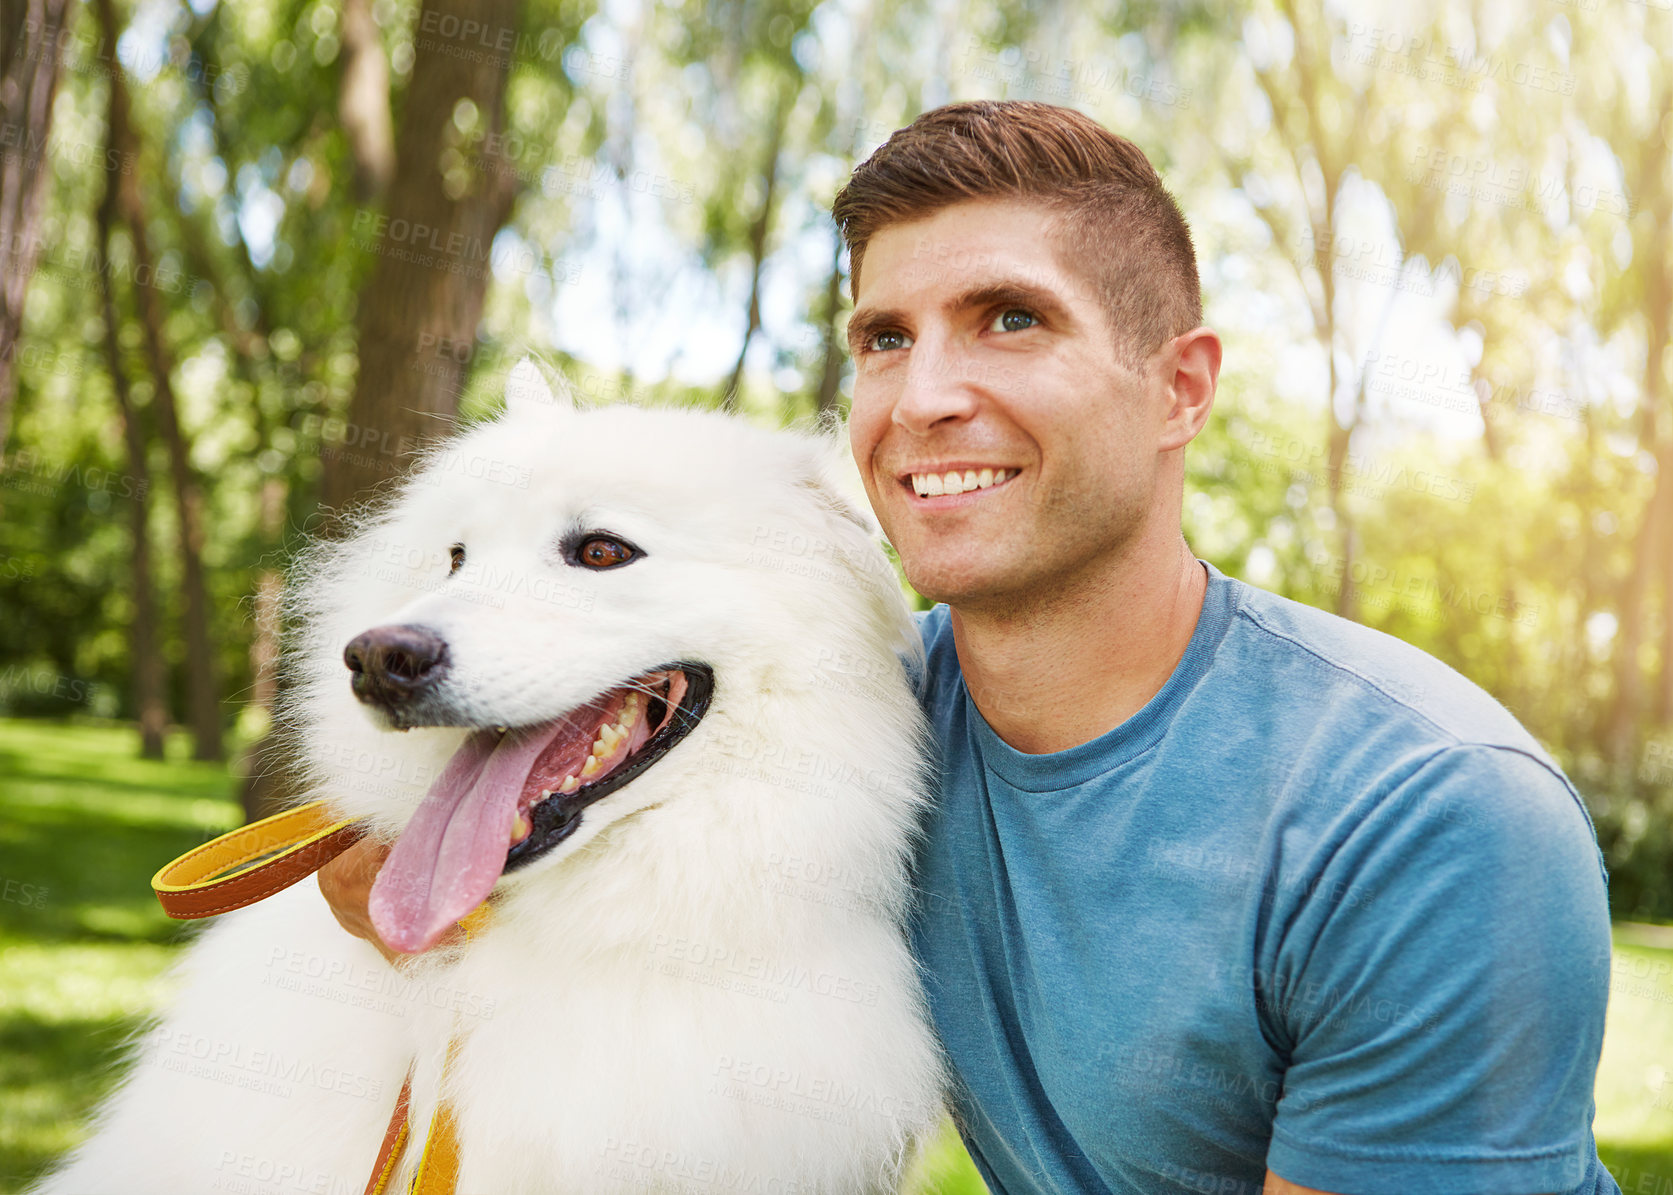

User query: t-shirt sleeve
[1263,745,1613,1195]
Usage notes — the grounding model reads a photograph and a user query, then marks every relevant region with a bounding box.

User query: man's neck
[948,538,1208,755]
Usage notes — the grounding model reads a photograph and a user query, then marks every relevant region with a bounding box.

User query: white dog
[33,362,944,1194]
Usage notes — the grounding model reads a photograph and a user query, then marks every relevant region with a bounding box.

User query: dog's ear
[799,443,879,536]
[503,357,572,417]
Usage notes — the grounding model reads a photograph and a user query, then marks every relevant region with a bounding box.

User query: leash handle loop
[151,800,368,919]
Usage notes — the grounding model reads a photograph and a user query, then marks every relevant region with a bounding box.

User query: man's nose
[892,342,982,435]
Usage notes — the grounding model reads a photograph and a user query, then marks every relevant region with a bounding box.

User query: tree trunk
[1656,451,1673,729]
[95,0,223,761]
[720,100,788,412]
[246,0,523,820]
[813,229,846,417]
[94,146,166,760]
[1323,418,1357,620]
[1612,467,1668,764]
[318,0,521,522]
[240,479,287,823]
[1609,237,1671,759]
[339,0,394,202]
[0,0,73,458]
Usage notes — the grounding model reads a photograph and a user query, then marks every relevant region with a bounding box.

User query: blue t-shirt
[910,562,1618,1195]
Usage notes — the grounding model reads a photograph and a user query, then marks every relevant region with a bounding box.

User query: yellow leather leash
[151,799,366,919]
[151,804,488,1195]
[365,904,494,1195]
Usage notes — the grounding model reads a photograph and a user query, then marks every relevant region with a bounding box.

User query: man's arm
[1262,745,1611,1195]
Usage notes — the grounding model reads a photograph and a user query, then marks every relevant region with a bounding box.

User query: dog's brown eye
[578,536,635,569]
[449,544,465,574]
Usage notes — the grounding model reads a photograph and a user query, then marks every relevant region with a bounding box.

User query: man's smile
[902,466,1020,500]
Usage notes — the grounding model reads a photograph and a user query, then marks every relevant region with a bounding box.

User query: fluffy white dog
[33,362,944,1194]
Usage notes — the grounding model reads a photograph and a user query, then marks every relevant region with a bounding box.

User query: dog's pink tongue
[370,727,551,953]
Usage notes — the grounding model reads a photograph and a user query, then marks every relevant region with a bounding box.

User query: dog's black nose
[343,625,449,711]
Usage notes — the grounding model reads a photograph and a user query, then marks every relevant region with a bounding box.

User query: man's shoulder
[1220,576,1608,890]
[1218,571,1556,766]
[913,574,1574,803]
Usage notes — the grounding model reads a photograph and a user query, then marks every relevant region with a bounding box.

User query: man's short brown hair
[832,100,1201,362]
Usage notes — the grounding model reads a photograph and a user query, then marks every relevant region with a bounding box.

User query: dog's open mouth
[369,663,714,953]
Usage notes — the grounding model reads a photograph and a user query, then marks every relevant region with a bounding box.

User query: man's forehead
[857,201,1079,303]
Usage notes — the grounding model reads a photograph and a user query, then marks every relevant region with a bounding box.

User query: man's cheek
[845,398,892,484]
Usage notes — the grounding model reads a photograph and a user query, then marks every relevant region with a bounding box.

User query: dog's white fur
[34,364,944,1194]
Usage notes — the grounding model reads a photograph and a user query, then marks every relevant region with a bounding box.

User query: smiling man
[831,101,1619,1195]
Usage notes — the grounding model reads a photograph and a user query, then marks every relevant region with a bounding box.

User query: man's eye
[990,309,1037,333]
[867,329,913,352]
[449,544,465,574]
[574,535,638,569]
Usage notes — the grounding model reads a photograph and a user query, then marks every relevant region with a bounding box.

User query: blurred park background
[2,0,1672,1188]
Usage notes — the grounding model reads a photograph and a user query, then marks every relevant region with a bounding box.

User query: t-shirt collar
[963,560,1239,792]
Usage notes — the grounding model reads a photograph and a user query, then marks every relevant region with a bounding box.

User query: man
[324,101,1618,1194]
[827,100,1616,1195]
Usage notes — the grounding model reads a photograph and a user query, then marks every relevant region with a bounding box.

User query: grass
[0,717,1664,1193]
[0,719,240,1190]
[1596,923,1673,1186]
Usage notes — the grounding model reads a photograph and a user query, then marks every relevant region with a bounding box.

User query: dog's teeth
[510,810,531,843]
[538,789,552,800]
[560,774,579,793]
[581,755,601,778]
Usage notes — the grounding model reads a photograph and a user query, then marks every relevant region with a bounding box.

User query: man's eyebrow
[846,278,1077,354]
[951,281,1074,324]
[847,306,907,354]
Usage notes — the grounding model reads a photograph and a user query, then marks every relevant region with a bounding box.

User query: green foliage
[4,0,1672,907]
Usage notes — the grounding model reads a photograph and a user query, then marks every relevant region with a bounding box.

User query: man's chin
[903,557,1031,613]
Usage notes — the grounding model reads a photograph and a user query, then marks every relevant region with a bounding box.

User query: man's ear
[503,357,573,418]
[1158,327,1221,452]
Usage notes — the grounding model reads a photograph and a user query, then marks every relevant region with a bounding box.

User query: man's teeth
[911,468,1014,497]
